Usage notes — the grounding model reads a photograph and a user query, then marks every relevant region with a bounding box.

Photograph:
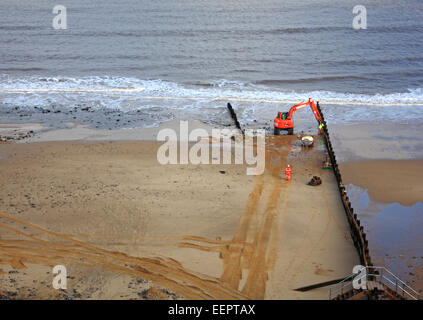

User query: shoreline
[0,120,218,143]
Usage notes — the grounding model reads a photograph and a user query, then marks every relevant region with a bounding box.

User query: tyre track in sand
[0,212,246,299]
[0,136,294,299]
[218,136,293,298]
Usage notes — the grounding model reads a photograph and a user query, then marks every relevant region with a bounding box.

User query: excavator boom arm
[273,98,322,135]
[287,98,322,123]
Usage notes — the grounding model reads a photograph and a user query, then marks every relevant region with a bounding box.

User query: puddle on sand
[346,184,423,291]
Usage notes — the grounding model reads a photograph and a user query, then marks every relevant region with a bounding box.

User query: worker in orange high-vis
[284,164,292,181]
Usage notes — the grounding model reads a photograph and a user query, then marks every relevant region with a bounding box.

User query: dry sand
[0,124,359,299]
[340,160,423,206]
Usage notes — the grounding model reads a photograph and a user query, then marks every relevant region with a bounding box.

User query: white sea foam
[1,76,422,126]
[1,76,423,105]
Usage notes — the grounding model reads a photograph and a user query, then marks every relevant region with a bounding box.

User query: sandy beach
[1,0,423,305]
[0,121,360,299]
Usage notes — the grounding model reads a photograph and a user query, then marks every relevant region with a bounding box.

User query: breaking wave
[1,75,423,107]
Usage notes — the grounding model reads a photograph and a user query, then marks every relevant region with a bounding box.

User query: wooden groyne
[227,103,244,134]
[316,102,373,267]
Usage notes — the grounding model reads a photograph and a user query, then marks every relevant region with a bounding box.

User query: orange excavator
[273,98,322,135]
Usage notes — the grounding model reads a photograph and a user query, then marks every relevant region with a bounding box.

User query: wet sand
[0,127,359,299]
[329,123,423,163]
[340,160,423,206]
[333,123,423,295]
[343,186,423,296]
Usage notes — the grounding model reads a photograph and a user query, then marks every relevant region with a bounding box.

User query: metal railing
[329,273,356,299]
[329,266,420,300]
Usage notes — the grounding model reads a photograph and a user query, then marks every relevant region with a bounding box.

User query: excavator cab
[274,111,294,135]
[276,112,288,120]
